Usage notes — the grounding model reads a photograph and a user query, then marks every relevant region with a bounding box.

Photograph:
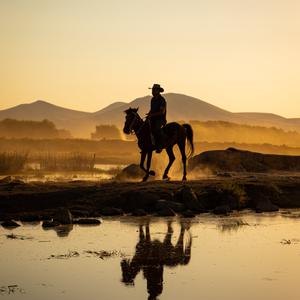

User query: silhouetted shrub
[91,125,121,140]
[0,119,72,139]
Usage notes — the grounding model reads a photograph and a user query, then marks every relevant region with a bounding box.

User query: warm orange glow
[1,0,300,117]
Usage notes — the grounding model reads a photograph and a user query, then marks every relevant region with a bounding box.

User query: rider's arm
[147,99,166,117]
[148,109,164,117]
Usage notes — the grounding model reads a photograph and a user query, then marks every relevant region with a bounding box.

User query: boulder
[213,204,232,215]
[0,176,12,184]
[189,148,300,173]
[42,220,60,228]
[155,199,185,213]
[1,220,20,228]
[256,200,279,213]
[121,190,160,212]
[19,214,42,222]
[157,207,176,217]
[70,209,90,217]
[101,207,123,216]
[74,218,101,225]
[174,186,204,212]
[181,210,196,218]
[53,208,73,224]
[132,209,147,216]
[115,164,144,181]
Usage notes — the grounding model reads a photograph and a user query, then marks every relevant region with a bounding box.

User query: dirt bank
[1,173,300,221]
[189,148,300,173]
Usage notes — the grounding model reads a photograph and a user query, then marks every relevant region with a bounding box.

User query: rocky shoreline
[1,174,300,226]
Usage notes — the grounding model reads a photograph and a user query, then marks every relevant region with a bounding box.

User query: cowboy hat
[148,83,164,92]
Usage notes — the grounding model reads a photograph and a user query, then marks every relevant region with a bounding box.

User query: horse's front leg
[139,151,147,173]
[142,151,153,182]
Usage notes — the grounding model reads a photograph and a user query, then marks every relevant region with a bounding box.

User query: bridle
[127,112,145,135]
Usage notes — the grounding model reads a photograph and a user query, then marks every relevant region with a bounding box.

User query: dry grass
[0,152,28,174]
[38,152,96,171]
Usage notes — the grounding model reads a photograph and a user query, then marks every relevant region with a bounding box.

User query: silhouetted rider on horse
[146,84,167,153]
[123,84,194,181]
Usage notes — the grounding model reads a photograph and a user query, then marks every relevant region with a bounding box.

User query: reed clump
[0,152,28,174]
[38,152,96,171]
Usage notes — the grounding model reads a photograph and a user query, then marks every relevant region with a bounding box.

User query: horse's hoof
[149,170,156,176]
[163,174,170,181]
[142,176,149,182]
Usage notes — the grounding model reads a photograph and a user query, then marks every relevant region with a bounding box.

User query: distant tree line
[91,124,121,140]
[190,120,300,147]
[0,119,71,139]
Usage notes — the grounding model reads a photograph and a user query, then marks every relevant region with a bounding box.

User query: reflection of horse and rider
[123,84,194,182]
[121,221,192,300]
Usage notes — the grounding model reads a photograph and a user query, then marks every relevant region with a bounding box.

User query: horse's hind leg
[163,146,175,180]
[178,140,187,181]
[142,151,153,182]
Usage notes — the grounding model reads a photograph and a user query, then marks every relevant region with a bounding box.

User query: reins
[128,112,145,135]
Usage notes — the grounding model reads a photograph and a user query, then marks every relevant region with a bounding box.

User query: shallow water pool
[1,212,300,300]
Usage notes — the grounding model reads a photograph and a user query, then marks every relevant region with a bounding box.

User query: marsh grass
[219,181,248,205]
[0,152,28,174]
[38,152,96,171]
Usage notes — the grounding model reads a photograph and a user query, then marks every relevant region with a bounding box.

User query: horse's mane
[124,107,139,114]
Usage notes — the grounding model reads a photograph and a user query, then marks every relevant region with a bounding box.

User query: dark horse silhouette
[123,108,194,182]
[121,221,192,300]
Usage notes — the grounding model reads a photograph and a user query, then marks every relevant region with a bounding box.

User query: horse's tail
[182,124,194,159]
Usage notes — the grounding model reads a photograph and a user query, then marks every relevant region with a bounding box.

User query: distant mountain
[0,100,89,120]
[0,94,299,137]
[0,100,93,137]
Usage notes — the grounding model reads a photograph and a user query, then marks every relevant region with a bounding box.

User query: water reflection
[121,221,192,300]
[217,218,249,232]
[42,224,73,237]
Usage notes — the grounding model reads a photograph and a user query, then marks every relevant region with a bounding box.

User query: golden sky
[0,0,300,117]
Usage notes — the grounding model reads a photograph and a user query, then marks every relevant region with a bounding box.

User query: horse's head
[123,107,140,134]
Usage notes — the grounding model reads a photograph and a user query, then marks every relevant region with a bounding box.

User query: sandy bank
[1,174,300,222]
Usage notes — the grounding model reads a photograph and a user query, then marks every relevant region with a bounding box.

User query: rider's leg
[151,121,163,153]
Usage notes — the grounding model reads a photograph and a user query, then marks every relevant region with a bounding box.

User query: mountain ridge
[0,93,299,137]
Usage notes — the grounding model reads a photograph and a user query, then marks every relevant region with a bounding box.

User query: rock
[115,164,145,180]
[157,207,176,216]
[70,209,90,217]
[165,201,185,212]
[74,218,101,225]
[55,224,73,237]
[155,199,185,213]
[188,148,300,173]
[53,208,73,224]
[132,209,147,216]
[101,207,123,216]
[213,204,232,215]
[42,220,60,228]
[256,200,279,213]
[20,214,42,222]
[155,200,169,211]
[9,179,24,186]
[181,210,196,218]
[1,220,20,228]
[174,186,204,212]
[121,190,160,212]
[244,184,280,212]
[0,176,12,184]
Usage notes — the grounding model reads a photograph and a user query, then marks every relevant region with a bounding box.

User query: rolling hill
[0,93,299,137]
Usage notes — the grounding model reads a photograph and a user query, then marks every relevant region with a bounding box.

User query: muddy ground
[1,173,300,222]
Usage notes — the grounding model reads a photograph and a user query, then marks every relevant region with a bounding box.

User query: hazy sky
[1,0,299,117]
